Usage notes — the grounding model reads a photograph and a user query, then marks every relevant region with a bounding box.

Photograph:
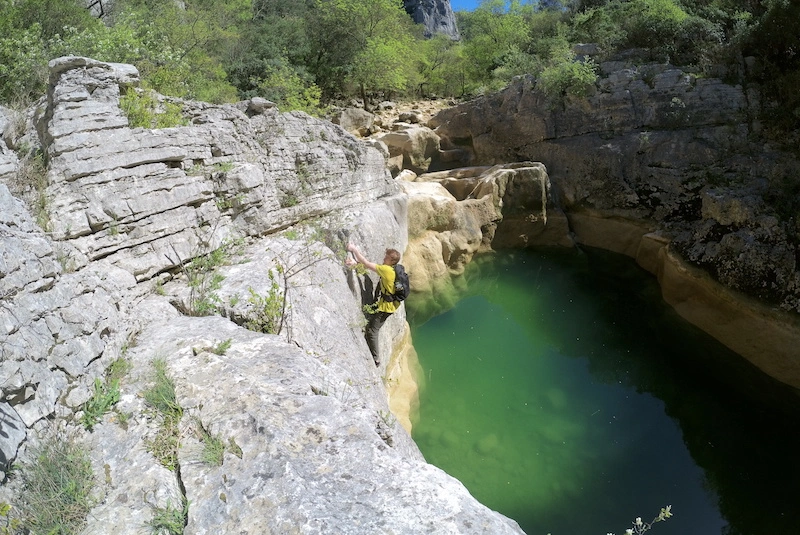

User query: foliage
[143,358,183,471]
[537,45,598,99]
[305,0,421,101]
[417,34,470,96]
[80,357,131,430]
[148,498,188,535]
[252,60,326,116]
[0,25,50,104]
[608,505,673,535]
[0,503,21,535]
[244,267,285,335]
[81,377,121,430]
[11,148,50,232]
[182,240,242,317]
[143,358,181,418]
[459,0,532,88]
[0,0,796,140]
[194,418,225,466]
[17,433,95,535]
[211,338,233,355]
[119,90,189,129]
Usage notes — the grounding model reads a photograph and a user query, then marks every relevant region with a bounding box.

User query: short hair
[385,248,400,265]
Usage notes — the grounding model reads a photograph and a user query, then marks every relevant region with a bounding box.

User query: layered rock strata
[0,57,524,534]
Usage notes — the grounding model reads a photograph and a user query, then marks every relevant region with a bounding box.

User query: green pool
[407,247,800,535]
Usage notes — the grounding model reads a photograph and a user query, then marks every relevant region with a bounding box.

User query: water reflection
[407,247,800,535]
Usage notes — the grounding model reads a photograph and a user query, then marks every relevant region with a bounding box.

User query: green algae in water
[408,247,800,535]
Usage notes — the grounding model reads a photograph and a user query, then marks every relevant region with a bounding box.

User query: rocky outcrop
[401,163,572,311]
[377,124,442,176]
[39,56,394,281]
[0,57,524,534]
[429,61,800,391]
[403,0,460,40]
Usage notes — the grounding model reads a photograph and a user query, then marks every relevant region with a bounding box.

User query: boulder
[331,107,376,136]
[376,125,441,175]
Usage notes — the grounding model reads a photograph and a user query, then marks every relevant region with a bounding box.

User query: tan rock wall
[569,212,800,391]
[658,248,800,390]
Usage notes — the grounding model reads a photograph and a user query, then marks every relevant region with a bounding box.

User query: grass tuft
[148,498,188,535]
[17,433,95,535]
[143,358,183,471]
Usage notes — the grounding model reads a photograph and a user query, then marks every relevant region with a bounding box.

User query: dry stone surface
[0,56,525,534]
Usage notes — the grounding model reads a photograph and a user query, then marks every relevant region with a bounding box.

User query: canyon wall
[0,57,524,535]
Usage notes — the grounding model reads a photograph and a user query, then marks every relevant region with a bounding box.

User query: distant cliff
[404,0,461,40]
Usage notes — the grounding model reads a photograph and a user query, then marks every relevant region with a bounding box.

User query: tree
[459,1,533,88]
[305,0,421,101]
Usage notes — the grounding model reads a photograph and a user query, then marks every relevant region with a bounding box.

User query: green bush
[0,25,50,104]
[119,90,189,129]
[253,61,326,116]
[537,46,598,100]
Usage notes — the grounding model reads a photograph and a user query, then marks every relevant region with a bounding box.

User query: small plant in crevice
[17,432,96,535]
[194,418,225,467]
[279,193,299,208]
[80,357,131,431]
[243,267,285,335]
[80,377,120,431]
[147,497,188,535]
[210,338,232,355]
[375,410,395,447]
[212,161,235,173]
[13,148,50,232]
[0,502,21,535]
[143,358,183,471]
[215,192,244,211]
[227,437,243,459]
[173,237,244,317]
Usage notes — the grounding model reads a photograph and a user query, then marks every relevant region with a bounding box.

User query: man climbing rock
[345,243,402,366]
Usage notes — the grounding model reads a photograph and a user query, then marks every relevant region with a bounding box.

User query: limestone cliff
[0,57,523,534]
[404,0,461,40]
[428,60,800,391]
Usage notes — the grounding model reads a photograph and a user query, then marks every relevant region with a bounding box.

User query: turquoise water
[407,247,800,535]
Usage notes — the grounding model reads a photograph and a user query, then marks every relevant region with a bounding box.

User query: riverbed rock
[402,163,573,299]
[376,124,441,176]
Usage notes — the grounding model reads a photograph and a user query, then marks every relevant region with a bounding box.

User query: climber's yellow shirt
[375,264,400,314]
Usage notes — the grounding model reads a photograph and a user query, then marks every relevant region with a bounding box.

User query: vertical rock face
[0,56,526,535]
[404,0,461,40]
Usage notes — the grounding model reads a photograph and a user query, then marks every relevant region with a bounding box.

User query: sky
[450,0,480,12]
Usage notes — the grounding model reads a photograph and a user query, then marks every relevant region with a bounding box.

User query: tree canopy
[0,0,796,134]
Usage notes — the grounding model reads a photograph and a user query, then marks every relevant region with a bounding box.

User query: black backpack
[383,264,410,302]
